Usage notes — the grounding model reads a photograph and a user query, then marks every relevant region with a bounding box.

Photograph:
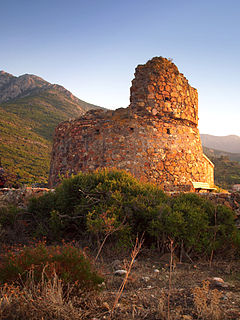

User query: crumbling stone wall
[49,57,214,191]
[0,187,53,208]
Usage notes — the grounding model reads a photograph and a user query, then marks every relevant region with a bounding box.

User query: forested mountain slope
[0,71,101,185]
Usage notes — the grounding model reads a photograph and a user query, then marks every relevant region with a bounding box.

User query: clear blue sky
[1,0,240,136]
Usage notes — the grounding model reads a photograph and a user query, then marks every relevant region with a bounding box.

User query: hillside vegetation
[203,146,240,163]
[0,106,51,185]
[203,147,240,190]
[211,156,240,190]
[0,71,101,185]
[1,89,89,141]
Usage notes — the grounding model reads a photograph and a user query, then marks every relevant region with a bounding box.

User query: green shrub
[27,169,240,257]
[0,241,103,289]
[28,191,57,218]
[148,195,211,253]
[28,192,59,238]
[0,205,23,228]
[148,193,240,255]
[212,205,238,250]
[28,169,168,244]
[170,194,213,252]
[0,206,25,242]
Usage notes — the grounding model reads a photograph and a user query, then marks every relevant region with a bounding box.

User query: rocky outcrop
[0,70,101,112]
[49,57,214,191]
[0,71,48,102]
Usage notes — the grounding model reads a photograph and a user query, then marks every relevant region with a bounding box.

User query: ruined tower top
[129,57,198,125]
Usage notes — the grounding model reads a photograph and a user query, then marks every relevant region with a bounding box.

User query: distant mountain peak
[0,70,12,75]
[201,134,240,153]
[0,71,101,112]
[0,71,48,102]
[202,133,240,138]
[18,73,48,81]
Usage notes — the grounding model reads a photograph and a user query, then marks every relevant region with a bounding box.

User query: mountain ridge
[201,134,240,154]
[203,146,240,163]
[0,70,100,111]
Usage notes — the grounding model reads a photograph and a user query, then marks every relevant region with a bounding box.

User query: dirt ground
[86,250,240,320]
[0,241,239,319]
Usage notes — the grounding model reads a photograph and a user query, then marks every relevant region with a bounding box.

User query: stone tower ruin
[49,57,214,191]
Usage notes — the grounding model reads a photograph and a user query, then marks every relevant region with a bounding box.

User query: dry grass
[0,254,240,320]
[158,290,167,319]
[0,266,108,320]
[193,280,222,320]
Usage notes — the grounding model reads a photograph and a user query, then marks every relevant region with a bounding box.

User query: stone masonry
[49,57,214,191]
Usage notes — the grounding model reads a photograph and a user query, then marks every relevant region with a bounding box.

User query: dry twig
[110,234,144,318]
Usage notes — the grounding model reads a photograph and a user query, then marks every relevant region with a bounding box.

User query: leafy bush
[0,241,103,289]
[28,191,57,218]
[168,194,214,252]
[28,169,240,257]
[149,193,239,256]
[0,205,23,228]
[211,204,239,250]
[28,169,168,243]
[148,194,212,253]
[0,206,26,243]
